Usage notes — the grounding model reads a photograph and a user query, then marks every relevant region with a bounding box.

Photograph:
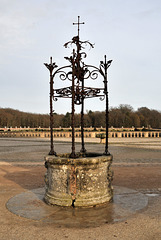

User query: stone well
[44,153,113,207]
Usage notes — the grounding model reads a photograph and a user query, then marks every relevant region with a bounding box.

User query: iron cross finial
[73,16,85,38]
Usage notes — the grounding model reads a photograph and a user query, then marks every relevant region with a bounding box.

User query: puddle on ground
[6,186,149,228]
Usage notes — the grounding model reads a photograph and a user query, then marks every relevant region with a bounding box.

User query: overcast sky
[0,0,161,114]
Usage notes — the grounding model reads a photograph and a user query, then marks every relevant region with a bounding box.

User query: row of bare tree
[0,105,161,129]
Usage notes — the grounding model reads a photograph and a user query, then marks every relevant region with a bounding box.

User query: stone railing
[109,131,161,138]
[0,131,161,138]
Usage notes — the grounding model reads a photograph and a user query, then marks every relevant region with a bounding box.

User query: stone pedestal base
[44,153,113,207]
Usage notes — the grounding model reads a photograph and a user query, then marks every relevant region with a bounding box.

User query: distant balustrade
[0,130,161,138]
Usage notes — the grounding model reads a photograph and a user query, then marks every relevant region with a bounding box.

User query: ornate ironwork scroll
[44,16,112,157]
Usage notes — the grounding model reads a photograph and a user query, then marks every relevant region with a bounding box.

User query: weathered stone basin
[44,153,113,207]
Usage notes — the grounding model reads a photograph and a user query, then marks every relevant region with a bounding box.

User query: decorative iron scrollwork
[53,66,73,81]
[54,85,104,103]
[44,16,112,157]
[54,87,72,98]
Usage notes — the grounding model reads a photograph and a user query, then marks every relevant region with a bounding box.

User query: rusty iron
[44,16,112,157]
[100,56,112,155]
[71,50,76,158]
[44,57,57,156]
[70,166,77,204]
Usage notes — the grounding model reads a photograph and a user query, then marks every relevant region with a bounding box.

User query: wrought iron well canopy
[44,16,112,158]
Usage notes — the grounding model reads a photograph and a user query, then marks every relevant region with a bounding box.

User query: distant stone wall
[109,131,161,138]
[0,131,161,138]
[0,131,95,138]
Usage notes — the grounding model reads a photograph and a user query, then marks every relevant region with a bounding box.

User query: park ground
[0,137,161,240]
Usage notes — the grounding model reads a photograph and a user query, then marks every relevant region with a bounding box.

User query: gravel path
[0,138,161,164]
[0,138,161,240]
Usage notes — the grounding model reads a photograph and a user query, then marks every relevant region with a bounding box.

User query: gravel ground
[0,137,161,240]
[0,137,161,164]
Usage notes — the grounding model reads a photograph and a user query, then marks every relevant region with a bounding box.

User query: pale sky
[0,0,161,114]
